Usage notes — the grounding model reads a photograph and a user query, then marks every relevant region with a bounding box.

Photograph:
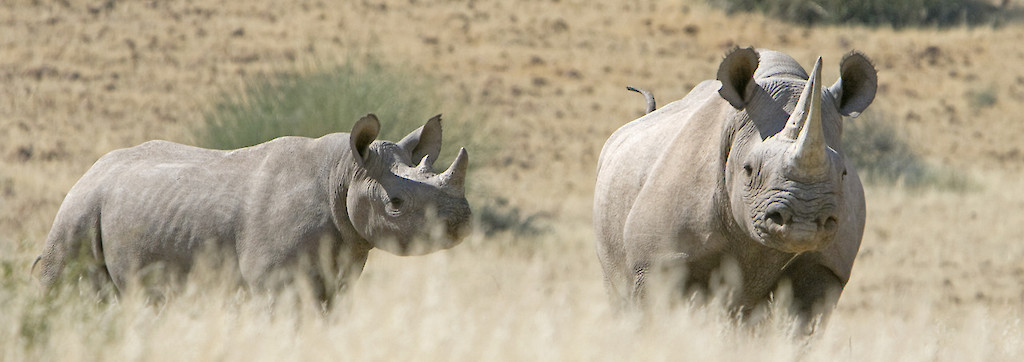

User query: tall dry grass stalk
[3,195,1022,361]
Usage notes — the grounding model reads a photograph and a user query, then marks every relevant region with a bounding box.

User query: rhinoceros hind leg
[35,210,116,300]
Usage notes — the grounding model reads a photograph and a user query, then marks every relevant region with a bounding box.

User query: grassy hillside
[2,0,1023,360]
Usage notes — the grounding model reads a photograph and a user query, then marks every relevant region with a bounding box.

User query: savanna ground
[2,0,1024,360]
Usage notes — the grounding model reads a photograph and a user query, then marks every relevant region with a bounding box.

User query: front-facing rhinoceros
[594,48,877,326]
[34,114,471,305]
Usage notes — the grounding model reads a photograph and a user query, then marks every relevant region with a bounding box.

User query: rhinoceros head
[344,114,472,256]
[718,48,876,253]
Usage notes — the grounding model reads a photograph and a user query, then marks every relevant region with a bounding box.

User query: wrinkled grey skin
[34,114,471,305]
[594,48,876,326]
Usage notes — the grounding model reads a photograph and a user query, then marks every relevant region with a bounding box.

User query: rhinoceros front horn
[439,147,469,193]
[781,57,828,179]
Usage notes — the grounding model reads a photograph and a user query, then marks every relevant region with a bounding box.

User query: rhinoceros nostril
[821,216,839,232]
[767,211,786,226]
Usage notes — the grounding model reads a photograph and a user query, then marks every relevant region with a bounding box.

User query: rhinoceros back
[46,136,345,289]
[593,80,726,296]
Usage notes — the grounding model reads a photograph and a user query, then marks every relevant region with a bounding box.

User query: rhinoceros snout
[447,219,472,241]
[762,204,838,253]
[439,201,472,242]
[446,206,473,240]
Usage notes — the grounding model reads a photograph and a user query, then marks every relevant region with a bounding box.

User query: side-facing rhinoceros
[594,48,876,325]
[34,114,471,305]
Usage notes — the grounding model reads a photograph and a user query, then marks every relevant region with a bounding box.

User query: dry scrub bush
[842,111,971,190]
[707,0,1013,28]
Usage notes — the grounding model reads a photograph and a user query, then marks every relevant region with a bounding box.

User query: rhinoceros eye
[385,197,405,215]
[743,163,753,177]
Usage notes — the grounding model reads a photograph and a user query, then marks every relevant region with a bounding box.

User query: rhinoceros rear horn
[439,147,468,193]
[350,114,381,167]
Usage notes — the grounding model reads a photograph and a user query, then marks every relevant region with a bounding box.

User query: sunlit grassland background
[2,0,1024,360]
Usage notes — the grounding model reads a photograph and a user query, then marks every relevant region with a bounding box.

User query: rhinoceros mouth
[754,214,834,253]
[409,213,471,252]
[439,201,473,242]
[446,221,472,242]
[752,222,781,249]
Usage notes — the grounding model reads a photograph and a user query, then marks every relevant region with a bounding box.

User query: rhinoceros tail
[30,255,42,276]
[626,86,656,114]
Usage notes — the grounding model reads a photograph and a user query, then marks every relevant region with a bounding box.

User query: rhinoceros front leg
[237,235,367,311]
[630,263,649,306]
[778,254,843,332]
[316,244,369,311]
[627,253,692,309]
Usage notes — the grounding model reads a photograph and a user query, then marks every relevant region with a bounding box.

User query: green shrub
[842,112,970,190]
[195,60,480,166]
[706,0,1006,28]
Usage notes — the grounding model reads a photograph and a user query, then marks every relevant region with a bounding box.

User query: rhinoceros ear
[397,114,443,166]
[350,114,380,167]
[829,51,877,118]
[717,47,760,110]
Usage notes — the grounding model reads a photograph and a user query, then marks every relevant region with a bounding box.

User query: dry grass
[2,0,1024,360]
